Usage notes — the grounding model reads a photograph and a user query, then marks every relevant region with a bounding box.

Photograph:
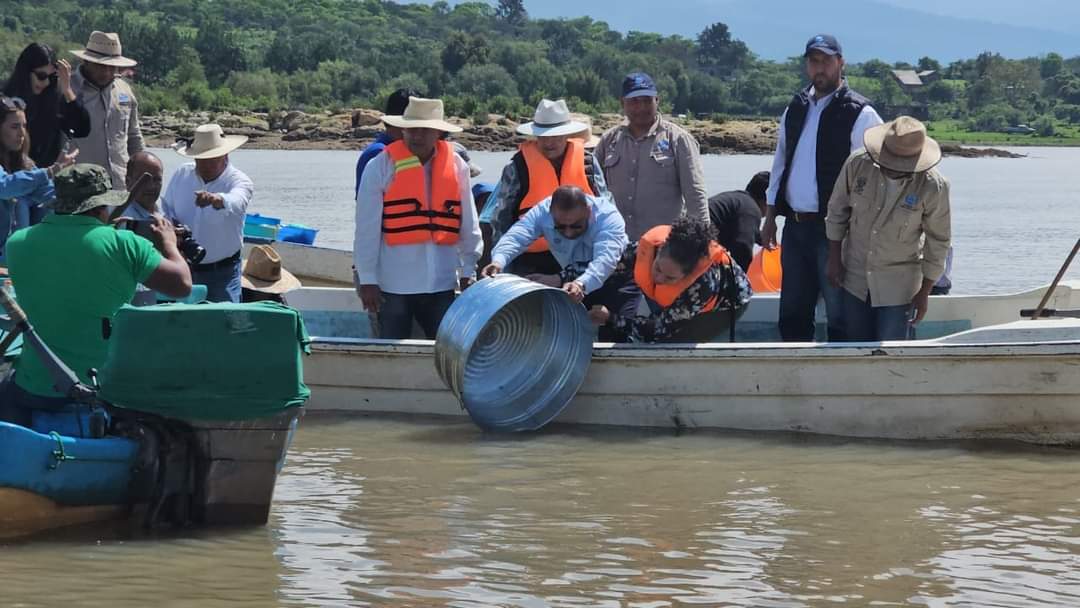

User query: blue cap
[804,34,842,57]
[621,72,658,99]
[472,182,495,199]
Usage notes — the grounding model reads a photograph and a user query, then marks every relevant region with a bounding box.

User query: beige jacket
[71,69,145,189]
[825,150,951,307]
[596,116,709,241]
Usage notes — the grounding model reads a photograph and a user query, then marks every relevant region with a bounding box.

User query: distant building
[891,69,938,94]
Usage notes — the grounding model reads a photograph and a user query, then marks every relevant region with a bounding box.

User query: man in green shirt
[0,164,191,423]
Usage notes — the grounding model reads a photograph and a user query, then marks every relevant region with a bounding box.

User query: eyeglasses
[0,96,26,111]
[32,70,58,84]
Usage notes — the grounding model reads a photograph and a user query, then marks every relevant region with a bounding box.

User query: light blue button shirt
[490,194,628,294]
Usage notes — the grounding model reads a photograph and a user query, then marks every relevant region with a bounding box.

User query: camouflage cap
[47,164,129,214]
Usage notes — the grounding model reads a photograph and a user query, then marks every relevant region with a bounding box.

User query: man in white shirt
[761,34,883,342]
[354,97,483,339]
[162,123,253,302]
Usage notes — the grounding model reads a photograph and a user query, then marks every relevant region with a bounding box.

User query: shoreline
[142,109,1027,158]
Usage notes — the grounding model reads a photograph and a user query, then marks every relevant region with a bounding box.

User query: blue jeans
[193,258,242,303]
[377,290,455,339]
[778,220,845,341]
[842,289,913,341]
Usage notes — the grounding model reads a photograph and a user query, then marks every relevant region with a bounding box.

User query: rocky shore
[142,109,1024,158]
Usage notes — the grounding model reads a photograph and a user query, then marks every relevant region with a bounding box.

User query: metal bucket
[435,275,593,431]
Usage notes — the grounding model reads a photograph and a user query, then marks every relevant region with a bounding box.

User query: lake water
[158,146,1080,293]
[3,149,1078,607]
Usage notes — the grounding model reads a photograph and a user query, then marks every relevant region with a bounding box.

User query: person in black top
[707,171,769,272]
[3,43,91,170]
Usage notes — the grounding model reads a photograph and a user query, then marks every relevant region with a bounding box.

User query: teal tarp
[98,302,311,421]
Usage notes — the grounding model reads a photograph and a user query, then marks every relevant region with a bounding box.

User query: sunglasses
[32,70,58,84]
[554,220,588,232]
[0,96,26,111]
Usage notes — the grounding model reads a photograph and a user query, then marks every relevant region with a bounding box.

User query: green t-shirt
[6,214,162,397]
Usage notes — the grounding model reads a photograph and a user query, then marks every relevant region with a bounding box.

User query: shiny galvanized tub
[434,275,593,431]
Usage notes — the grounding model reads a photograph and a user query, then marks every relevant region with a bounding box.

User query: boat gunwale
[308,336,1080,359]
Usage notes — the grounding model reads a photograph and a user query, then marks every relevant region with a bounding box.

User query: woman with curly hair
[590,216,752,343]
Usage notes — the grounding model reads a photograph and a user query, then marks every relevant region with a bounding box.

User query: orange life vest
[516,139,595,253]
[381,140,461,246]
[634,225,732,313]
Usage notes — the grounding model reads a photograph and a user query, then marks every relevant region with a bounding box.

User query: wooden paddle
[1030,237,1080,320]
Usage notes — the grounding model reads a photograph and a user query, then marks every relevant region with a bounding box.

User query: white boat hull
[290,282,1080,444]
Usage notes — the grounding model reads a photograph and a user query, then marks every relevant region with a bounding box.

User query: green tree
[441,32,491,74]
[494,0,527,26]
[696,22,749,75]
[1040,52,1064,79]
[916,57,941,72]
[194,18,246,85]
[516,59,565,102]
[449,63,519,99]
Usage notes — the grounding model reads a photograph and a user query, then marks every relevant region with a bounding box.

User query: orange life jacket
[634,225,732,313]
[517,139,595,253]
[382,140,461,246]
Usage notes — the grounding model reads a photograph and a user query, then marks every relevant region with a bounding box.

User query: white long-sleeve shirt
[354,150,483,295]
[162,161,253,263]
[766,88,883,213]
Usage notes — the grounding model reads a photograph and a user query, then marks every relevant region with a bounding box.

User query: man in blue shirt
[353,88,418,197]
[482,185,628,305]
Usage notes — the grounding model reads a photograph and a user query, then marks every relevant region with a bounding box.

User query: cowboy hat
[241,245,301,294]
[568,112,600,148]
[863,116,941,173]
[516,99,588,137]
[175,124,249,160]
[70,31,137,68]
[382,97,462,133]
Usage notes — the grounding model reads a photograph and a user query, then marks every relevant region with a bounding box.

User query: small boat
[0,298,309,539]
[286,281,1080,445]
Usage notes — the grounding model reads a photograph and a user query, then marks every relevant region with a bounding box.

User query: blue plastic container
[277,224,319,245]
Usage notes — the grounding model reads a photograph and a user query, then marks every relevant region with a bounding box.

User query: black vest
[775,83,869,217]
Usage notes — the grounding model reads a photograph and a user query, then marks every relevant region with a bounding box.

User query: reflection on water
[7,417,1072,606]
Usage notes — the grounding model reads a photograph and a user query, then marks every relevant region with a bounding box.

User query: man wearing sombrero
[162,123,254,302]
[69,31,144,189]
[489,98,611,280]
[354,97,483,339]
[825,116,951,342]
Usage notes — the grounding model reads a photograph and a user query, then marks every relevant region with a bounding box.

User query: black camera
[118,219,207,265]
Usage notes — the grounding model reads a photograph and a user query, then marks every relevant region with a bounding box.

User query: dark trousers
[779,220,845,342]
[193,258,242,303]
[377,290,455,339]
[584,276,643,342]
[842,290,913,342]
[0,375,69,426]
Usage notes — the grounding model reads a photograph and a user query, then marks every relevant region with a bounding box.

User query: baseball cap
[804,34,842,57]
[621,72,658,99]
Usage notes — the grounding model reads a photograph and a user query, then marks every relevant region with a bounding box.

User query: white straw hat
[174,124,249,160]
[70,31,137,68]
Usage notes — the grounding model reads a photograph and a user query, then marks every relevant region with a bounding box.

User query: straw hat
[174,124,249,160]
[382,97,462,133]
[863,116,941,173]
[516,99,588,137]
[241,245,301,294]
[568,112,600,148]
[70,31,137,68]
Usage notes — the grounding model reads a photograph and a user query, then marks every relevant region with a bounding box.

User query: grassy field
[926,119,1080,147]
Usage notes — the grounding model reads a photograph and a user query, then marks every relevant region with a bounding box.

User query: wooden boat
[287,281,1080,445]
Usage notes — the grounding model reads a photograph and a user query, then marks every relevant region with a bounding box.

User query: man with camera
[0,164,191,420]
[162,123,253,302]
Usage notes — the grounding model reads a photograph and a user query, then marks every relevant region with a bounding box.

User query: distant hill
[402,0,1080,62]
